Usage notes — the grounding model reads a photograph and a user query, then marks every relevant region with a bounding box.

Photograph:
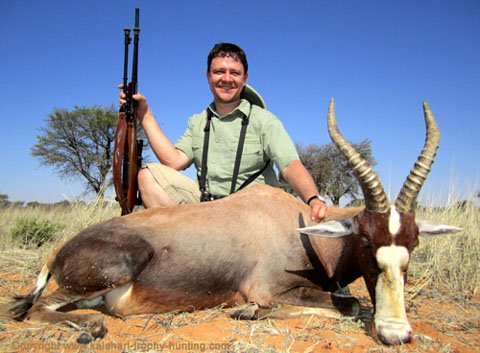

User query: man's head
[207,43,249,108]
[207,42,248,74]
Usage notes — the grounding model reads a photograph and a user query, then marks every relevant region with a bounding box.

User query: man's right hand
[118,84,150,124]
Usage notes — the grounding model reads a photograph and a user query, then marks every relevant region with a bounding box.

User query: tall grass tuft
[9,217,63,247]
[410,193,479,303]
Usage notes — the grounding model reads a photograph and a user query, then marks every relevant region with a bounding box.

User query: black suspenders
[199,106,270,202]
[198,109,213,201]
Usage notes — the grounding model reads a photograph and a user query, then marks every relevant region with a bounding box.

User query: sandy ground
[0,274,479,353]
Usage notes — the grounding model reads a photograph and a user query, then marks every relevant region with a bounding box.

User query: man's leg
[138,167,175,207]
[138,164,200,208]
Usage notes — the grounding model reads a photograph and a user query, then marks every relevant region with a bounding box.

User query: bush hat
[241,84,266,109]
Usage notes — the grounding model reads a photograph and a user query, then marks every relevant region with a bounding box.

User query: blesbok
[5,99,460,345]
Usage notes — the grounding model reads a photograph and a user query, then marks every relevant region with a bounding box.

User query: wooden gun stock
[113,111,142,215]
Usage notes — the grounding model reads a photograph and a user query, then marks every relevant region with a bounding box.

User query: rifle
[113,8,143,215]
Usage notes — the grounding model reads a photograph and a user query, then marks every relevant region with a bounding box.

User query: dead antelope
[5,99,460,345]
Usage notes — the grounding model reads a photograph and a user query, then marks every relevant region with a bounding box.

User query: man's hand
[118,84,150,124]
[309,198,328,222]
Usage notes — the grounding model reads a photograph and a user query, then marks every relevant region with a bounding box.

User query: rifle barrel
[131,8,140,95]
[122,28,131,95]
[135,8,140,28]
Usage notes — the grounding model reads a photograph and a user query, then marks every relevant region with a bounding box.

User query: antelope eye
[412,238,419,248]
[360,237,370,247]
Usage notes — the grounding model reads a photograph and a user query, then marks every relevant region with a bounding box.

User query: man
[120,43,327,222]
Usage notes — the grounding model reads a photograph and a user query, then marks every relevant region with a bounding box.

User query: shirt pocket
[192,137,205,169]
[225,140,264,171]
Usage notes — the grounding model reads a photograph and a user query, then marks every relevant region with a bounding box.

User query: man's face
[207,55,248,105]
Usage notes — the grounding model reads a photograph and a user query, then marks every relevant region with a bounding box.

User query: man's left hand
[310,199,328,222]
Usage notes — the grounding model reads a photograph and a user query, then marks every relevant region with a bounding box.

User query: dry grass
[409,197,479,302]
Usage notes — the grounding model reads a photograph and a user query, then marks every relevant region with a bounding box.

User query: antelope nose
[376,320,412,345]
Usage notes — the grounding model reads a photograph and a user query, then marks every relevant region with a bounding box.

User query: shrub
[10,217,63,247]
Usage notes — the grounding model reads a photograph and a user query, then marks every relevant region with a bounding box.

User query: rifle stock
[113,8,142,215]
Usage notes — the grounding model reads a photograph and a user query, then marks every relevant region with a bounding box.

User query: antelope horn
[395,102,440,213]
[327,98,390,213]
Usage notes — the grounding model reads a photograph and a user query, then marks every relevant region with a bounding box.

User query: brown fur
[395,213,420,251]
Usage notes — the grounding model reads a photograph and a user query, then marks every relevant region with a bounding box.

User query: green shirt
[175,99,299,196]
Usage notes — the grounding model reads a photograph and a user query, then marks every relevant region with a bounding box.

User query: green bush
[10,218,63,247]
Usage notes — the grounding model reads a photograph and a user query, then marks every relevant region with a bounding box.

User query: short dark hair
[207,42,248,74]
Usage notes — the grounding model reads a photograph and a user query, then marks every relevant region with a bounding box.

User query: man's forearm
[141,110,190,170]
[282,159,328,222]
[281,160,320,203]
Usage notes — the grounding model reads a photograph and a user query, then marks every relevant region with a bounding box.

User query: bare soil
[0,273,479,353]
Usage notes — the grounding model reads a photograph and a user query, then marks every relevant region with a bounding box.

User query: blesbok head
[300,99,461,345]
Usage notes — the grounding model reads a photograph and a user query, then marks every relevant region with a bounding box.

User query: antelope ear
[298,219,355,238]
[416,220,463,236]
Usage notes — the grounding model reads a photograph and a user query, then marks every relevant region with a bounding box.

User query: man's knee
[138,164,200,205]
[137,167,175,207]
[137,167,155,194]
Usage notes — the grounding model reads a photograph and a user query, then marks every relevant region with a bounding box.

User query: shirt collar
[208,99,251,119]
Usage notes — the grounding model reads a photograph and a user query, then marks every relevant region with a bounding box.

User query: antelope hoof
[76,332,94,344]
[89,316,108,339]
[231,303,260,320]
[332,294,361,319]
[76,324,107,344]
[72,315,108,343]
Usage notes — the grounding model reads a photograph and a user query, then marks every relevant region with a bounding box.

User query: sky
[1,0,479,205]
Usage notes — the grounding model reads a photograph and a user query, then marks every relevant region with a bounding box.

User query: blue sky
[1,0,479,205]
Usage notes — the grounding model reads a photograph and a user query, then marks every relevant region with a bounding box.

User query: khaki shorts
[144,163,201,204]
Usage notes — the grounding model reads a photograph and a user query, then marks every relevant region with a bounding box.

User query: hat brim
[241,84,266,109]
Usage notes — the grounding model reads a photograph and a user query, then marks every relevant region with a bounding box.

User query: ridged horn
[395,102,440,213]
[327,98,390,213]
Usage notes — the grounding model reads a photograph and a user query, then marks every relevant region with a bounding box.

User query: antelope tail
[4,265,51,320]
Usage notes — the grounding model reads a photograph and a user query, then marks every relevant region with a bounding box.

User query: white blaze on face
[374,245,412,345]
[388,205,401,236]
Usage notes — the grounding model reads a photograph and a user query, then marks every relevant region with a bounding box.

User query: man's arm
[281,160,328,222]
